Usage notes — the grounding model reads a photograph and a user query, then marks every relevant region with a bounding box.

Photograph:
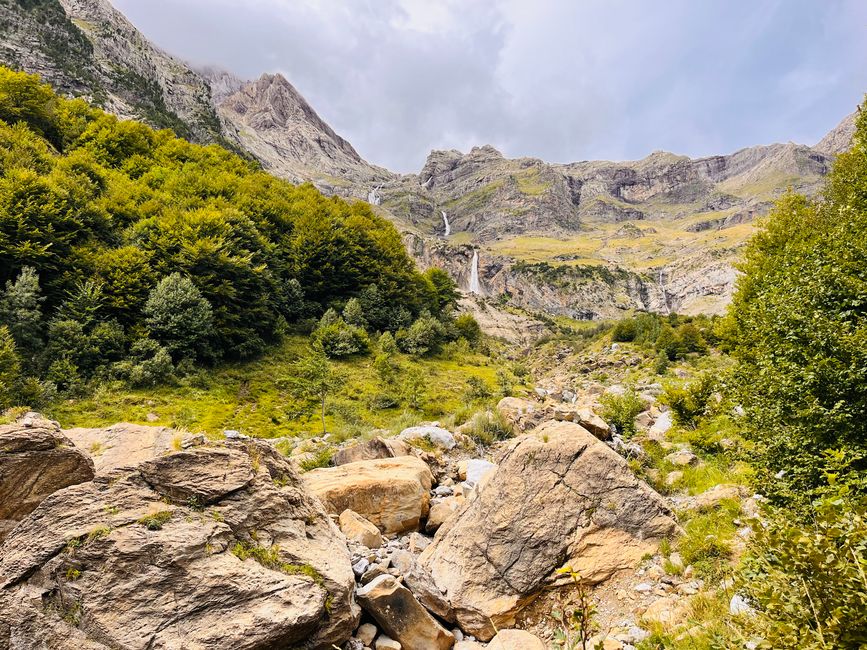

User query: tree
[454,313,482,346]
[286,344,342,435]
[0,325,21,408]
[0,266,43,362]
[397,312,446,356]
[424,267,459,315]
[342,297,366,329]
[144,273,216,362]
[58,280,105,329]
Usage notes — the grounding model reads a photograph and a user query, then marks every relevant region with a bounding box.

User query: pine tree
[0,266,44,362]
[144,273,216,362]
[0,325,21,408]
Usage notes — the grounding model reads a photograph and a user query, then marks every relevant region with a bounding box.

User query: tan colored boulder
[665,449,699,466]
[574,407,611,440]
[356,574,454,650]
[496,397,545,432]
[488,629,546,649]
[375,636,402,650]
[588,635,624,650]
[339,509,383,548]
[304,456,433,535]
[63,423,184,474]
[687,484,748,510]
[0,439,359,649]
[426,495,464,534]
[411,421,678,640]
[642,596,690,627]
[0,417,94,541]
[454,643,486,650]
[332,436,411,466]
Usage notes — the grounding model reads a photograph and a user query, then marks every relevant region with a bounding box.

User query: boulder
[496,397,545,432]
[487,629,546,649]
[63,423,186,474]
[399,426,456,450]
[375,636,401,650]
[0,439,359,649]
[304,456,433,535]
[664,449,699,466]
[573,407,611,440]
[356,574,454,650]
[458,459,497,486]
[333,436,411,466]
[357,622,377,645]
[339,509,383,549]
[426,496,464,534]
[411,421,678,640]
[0,417,95,541]
[648,411,672,440]
[686,484,748,511]
[642,596,690,627]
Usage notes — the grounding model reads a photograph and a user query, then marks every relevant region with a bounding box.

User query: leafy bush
[144,273,216,362]
[397,313,446,356]
[314,318,369,358]
[660,373,718,429]
[454,313,482,345]
[599,388,644,437]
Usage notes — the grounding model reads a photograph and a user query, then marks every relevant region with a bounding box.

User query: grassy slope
[47,335,511,440]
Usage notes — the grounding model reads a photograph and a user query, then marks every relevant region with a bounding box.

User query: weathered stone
[686,484,748,510]
[357,622,377,646]
[648,411,672,440]
[665,471,684,486]
[0,439,358,649]
[64,423,183,474]
[375,635,402,650]
[333,437,411,466]
[356,574,454,650]
[399,425,456,450]
[426,496,463,534]
[496,397,545,432]
[304,456,433,535]
[573,407,612,440]
[664,449,699,466]
[0,418,94,541]
[412,421,678,640]
[340,509,383,549]
[487,629,546,649]
[642,596,690,627]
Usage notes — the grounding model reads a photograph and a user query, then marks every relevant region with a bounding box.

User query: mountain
[0,0,857,319]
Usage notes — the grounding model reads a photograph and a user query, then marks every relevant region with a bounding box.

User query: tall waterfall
[367,184,383,206]
[441,211,451,237]
[469,249,481,294]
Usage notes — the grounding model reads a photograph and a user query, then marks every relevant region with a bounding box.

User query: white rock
[375,634,402,650]
[357,623,377,645]
[464,459,496,485]
[729,593,754,616]
[398,426,456,450]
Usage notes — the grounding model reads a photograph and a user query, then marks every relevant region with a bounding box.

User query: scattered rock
[664,449,699,467]
[0,417,95,542]
[642,596,690,627]
[730,593,754,616]
[497,397,545,432]
[304,456,433,535]
[0,439,359,649]
[356,574,455,650]
[375,634,402,650]
[357,622,377,646]
[687,484,748,510]
[426,495,464,534]
[399,425,456,450]
[648,411,672,440]
[462,459,497,485]
[488,629,547,649]
[340,509,384,549]
[333,436,411,466]
[664,471,683,486]
[411,421,679,640]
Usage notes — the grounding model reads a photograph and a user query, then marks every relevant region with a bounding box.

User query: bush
[111,338,173,387]
[464,376,492,401]
[660,373,718,429]
[599,388,644,437]
[0,325,21,408]
[611,318,637,342]
[466,410,513,446]
[397,313,446,356]
[454,313,482,346]
[144,273,216,362]
[314,318,369,358]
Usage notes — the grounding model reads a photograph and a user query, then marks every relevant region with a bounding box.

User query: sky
[113,0,867,173]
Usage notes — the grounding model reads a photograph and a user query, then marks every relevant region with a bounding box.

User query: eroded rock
[333,436,411,466]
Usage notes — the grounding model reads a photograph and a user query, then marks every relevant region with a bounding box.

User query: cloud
[113,0,867,172]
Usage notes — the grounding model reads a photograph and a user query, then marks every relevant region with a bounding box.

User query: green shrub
[314,318,369,358]
[599,388,644,437]
[466,410,513,446]
[660,373,718,429]
[454,313,482,346]
[397,313,446,356]
[464,376,492,402]
[137,510,172,530]
[298,446,333,472]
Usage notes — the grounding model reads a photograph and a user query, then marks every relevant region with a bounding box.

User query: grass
[231,540,324,584]
[46,335,505,442]
[514,167,552,196]
[137,510,173,531]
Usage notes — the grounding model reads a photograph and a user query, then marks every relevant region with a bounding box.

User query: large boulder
[63,423,184,474]
[304,456,433,535]
[356,574,454,650]
[496,397,545,432]
[0,416,94,542]
[487,629,546,650]
[411,421,679,640]
[399,425,456,450]
[332,436,410,466]
[0,440,358,649]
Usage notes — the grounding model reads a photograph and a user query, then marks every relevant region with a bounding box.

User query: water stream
[469,249,481,294]
[441,211,451,237]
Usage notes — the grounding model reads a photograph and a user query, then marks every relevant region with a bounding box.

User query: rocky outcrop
[356,574,455,650]
[0,416,94,542]
[332,436,410,466]
[412,421,678,640]
[303,456,434,535]
[63,423,196,474]
[0,439,358,649]
[487,629,547,650]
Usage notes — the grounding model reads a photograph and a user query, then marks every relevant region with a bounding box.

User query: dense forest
[0,67,466,407]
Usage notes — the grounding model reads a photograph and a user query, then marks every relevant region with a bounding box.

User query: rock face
[304,456,434,535]
[0,417,94,542]
[413,421,678,640]
[64,423,186,474]
[487,629,547,650]
[356,574,455,650]
[0,440,359,649]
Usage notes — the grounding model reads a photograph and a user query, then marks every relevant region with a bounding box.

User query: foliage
[454,313,482,345]
[599,388,644,437]
[465,409,513,446]
[143,273,216,362]
[397,312,446,356]
[284,344,343,434]
[313,317,369,358]
[660,373,719,429]
[137,510,172,530]
[0,266,44,362]
[0,325,21,408]
[729,101,867,501]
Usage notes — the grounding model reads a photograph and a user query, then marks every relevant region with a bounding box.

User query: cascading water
[367,183,383,206]
[441,211,451,237]
[469,249,481,294]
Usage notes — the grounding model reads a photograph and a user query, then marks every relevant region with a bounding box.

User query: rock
[668,552,685,572]
[340,509,384,549]
[687,484,748,510]
[488,629,546,649]
[454,643,486,650]
[496,397,544,432]
[0,439,358,649]
[634,582,653,593]
[145,412,159,422]
[63,422,189,474]
[408,532,431,553]
[648,411,672,440]
[356,575,454,650]
[0,418,95,542]
[642,596,690,627]
[333,437,411,466]
[730,594,754,616]
[399,425,456,450]
[664,449,699,466]
[588,635,624,650]
[390,549,415,575]
[426,496,464,534]
[665,471,683,486]
[353,558,372,578]
[357,623,378,645]
[411,421,678,640]
[304,456,433,535]
[375,635,402,650]
[574,407,612,440]
[464,459,496,485]
[635,411,654,430]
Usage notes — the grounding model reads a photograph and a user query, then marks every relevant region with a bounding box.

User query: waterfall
[469,249,481,294]
[367,183,383,206]
[441,211,451,237]
[658,268,670,314]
